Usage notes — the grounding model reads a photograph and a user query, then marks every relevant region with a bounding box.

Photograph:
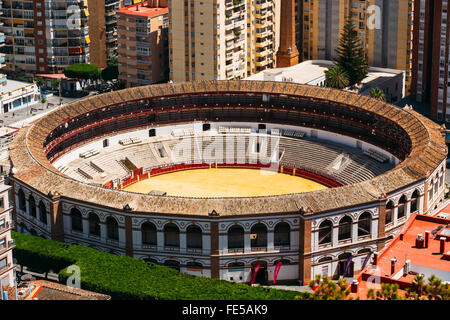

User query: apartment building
[169,0,280,82]
[0,181,15,289]
[0,0,90,80]
[296,0,414,92]
[411,0,449,122]
[117,1,169,87]
[87,0,122,69]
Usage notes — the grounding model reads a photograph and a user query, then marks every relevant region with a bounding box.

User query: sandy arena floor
[123,168,328,198]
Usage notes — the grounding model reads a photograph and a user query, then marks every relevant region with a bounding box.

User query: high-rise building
[168,0,280,82]
[411,0,449,122]
[117,1,169,87]
[0,0,90,80]
[296,0,414,94]
[87,0,122,69]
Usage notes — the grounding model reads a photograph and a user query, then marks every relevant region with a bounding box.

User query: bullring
[8,80,447,284]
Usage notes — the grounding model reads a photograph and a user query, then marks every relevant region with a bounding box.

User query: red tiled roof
[352,213,450,299]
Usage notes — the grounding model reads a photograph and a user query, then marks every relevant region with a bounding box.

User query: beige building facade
[297,0,414,93]
[169,0,280,82]
[117,1,169,87]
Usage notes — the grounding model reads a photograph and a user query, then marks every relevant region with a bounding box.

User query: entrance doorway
[251,261,268,285]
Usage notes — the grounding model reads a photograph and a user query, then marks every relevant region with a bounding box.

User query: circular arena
[9,80,447,285]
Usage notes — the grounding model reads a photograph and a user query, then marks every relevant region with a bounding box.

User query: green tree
[367,283,403,300]
[305,274,352,300]
[101,64,119,82]
[63,63,101,88]
[34,77,44,88]
[335,19,369,86]
[368,87,386,101]
[424,274,450,300]
[325,65,350,89]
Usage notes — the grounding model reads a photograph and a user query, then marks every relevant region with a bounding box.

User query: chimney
[400,233,404,241]
[390,258,397,275]
[350,280,359,293]
[415,233,424,248]
[373,251,379,266]
[403,259,411,276]
[440,237,446,254]
[425,231,430,248]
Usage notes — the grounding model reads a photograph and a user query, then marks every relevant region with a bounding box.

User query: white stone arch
[355,210,374,221]
[138,218,158,229]
[185,222,206,233]
[161,220,183,230]
[271,219,296,229]
[315,255,334,264]
[248,220,271,231]
[337,214,354,224]
[313,217,336,231]
[223,221,247,232]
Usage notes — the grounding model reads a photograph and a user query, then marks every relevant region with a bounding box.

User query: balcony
[0,240,15,255]
[0,221,14,234]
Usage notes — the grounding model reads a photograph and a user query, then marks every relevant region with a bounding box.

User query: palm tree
[368,87,386,101]
[412,274,425,297]
[324,65,350,89]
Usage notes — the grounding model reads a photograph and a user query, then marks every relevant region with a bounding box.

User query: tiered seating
[79,149,100,159]
[219,127,252,134]
[172,128,195,137]
[270,129,281,136]
[279,137,393,185]
[119,137,142,146]
[77,167,93,180]
[282,129,305,138]
[63,131,394,187]
[364,149,390,163]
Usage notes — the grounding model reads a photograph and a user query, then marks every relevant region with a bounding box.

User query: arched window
[385,201,393,224]
[250,223,267,250]
[106,217,119,241]
[18,189,26,212]
[274,222,290,247]
[142,222,157,246]
[357,212,371,237]
[410,190,419,213]
[38,201,47,225]
[228,225,244,251]
[186,225,202,249]
[143,257,158,266]
[29,195,36,218]
[274,259,290,266]
[164,223,179,248]
[164,260,180,271]
[70,208,83,232]
[398,195,406,219]
[186,261,203,269]
[318,256,333,263]
[88,213,101,236]
[318,220,332,245]
[228,262,245,269]
[338,216,352,241]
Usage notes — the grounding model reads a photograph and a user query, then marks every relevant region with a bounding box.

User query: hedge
[12,232,303,300]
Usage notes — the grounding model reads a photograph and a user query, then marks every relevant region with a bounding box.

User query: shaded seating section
[62,131,393,187]
[363,148,390,163]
